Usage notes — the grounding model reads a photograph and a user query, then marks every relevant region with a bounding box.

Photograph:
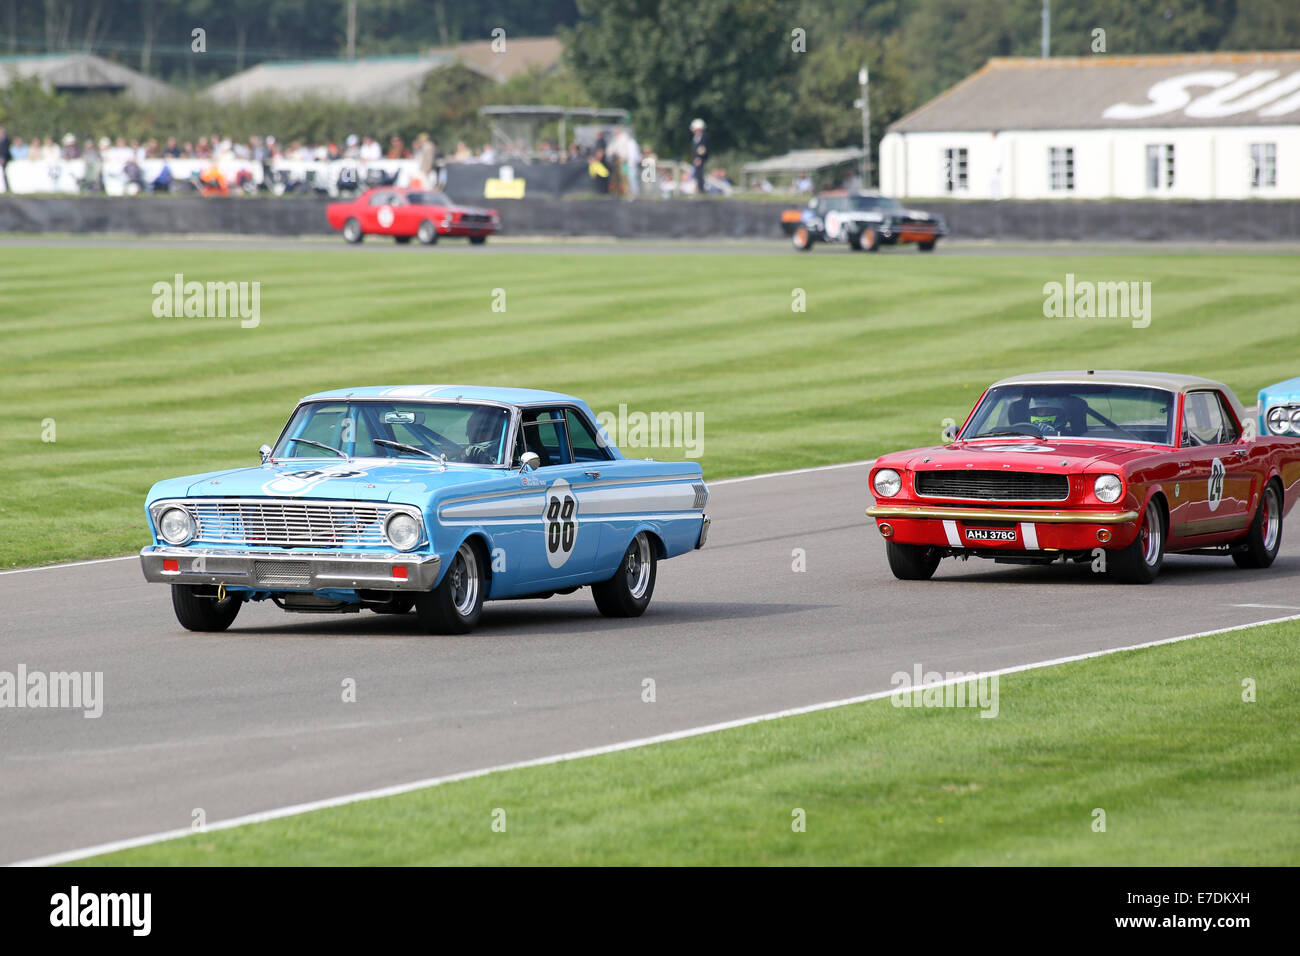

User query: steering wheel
[1007,420,1056,438]
[404,422,461,458]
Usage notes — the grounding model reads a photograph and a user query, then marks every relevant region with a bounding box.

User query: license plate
[964,527,1017,542]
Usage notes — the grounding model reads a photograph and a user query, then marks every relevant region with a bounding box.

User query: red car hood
[884,438,1164,474]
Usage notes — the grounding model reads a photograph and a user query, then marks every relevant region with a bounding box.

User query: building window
[1250,143,1277,189]
[943,147,968,193]
[1048,147,1074,192]
[1146,144,1175,191]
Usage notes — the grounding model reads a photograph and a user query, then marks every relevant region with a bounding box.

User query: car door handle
[584,470,601,479]
[1232,448,1248,457]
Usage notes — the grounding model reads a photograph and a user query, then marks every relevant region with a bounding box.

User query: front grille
[461,213,492,224]
[254,560,312,588]
[184,499,400,547]
[914,470,1069,501]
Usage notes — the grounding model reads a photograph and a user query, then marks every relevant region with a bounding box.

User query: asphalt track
[4,235,1300,256]
[3,461,1299,864]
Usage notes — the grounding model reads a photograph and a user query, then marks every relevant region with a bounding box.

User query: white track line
[13,609,1299,868]
[710,459,874,486]
[0,555,135,576]
[1,460,874,575]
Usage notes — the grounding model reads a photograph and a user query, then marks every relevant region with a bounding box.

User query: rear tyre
[792,226,813,251]
[394,235,412,244]
[592,532,656,617]
[1110,497,1165,583]
[417,220,439,245]
[1234,481,1283,569]
[918,240,936,252]
[342,218,363,244]
[469,235,488,245]
[414,541,484,634]
[171,584,242,632]
[885,540,940,580]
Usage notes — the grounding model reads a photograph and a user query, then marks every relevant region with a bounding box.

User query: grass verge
[74,618,1300,865]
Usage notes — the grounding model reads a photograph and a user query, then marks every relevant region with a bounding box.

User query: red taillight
[391,566,408,580]
[162,559,179,572]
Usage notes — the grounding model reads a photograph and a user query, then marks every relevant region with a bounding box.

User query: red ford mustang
[866,370,1300,583]
[326,187,501,245]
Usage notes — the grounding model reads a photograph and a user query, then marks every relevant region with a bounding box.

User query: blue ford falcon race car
[140,386,710,634]
[1259,377,1300,439]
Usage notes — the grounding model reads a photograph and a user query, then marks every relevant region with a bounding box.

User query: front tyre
[918,240,937,252]
[792,226,813,252]
[1234,480,1283,569]
[342,218,363,244]
[885,540,940,580]
[1110,497,1165,583]
[415,541,484,633]
[593,532,656,617]
[171,584,242,632]
[861,227,880,252]
[469,235,488,245]
[417,220,439,245]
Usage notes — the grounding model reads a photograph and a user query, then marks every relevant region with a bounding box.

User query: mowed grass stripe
[3,248,1299,567]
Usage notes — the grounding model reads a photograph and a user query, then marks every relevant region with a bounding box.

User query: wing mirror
[518,451,541,472]
[259,443,273,464]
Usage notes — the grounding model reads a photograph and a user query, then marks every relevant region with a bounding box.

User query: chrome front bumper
[140,546,441,591]
[866,505,1139,524]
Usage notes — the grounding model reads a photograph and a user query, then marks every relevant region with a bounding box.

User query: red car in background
[866,370,1300,583]
[326,187,501,245]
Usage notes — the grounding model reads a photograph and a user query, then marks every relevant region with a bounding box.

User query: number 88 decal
[545,478,579,568]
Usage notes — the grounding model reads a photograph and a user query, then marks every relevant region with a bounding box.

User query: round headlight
[873,468,902,498]
[1094,474,1123,503]
[158,507,194,545]
[1265,406,1289,435]
[1291,407,1300,434]
[385,513,422,552]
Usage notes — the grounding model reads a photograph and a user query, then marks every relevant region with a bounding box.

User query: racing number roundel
[544,479,578,568]
[1208,457,1225,512]
[824,210,842,239]
[377,205,395,228]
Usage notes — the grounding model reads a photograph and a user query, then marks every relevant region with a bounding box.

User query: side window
[566,409,612,462]
[1214,392,1241,443]
[519,409,572,467]
[1183,391,1230,446]
[369,191,393,206]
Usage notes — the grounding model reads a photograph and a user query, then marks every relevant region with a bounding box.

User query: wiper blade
[969,429,1041,439]
[287,438,347,458]
[373,439,445,462]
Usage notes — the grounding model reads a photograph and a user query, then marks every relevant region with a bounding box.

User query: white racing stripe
[17,609,1295,867]
[3,459,874,575]
[1019,522,1040,550]
[942,519,962,547]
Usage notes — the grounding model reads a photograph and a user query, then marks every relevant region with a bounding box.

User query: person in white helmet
[689,118,708,195]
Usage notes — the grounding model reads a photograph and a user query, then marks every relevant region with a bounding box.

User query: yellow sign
[485,178,525,199]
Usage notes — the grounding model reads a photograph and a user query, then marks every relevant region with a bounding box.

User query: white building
[880,52,1300,200]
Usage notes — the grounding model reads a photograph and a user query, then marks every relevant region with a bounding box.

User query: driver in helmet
[460,406,506,464]
[1026,404,1067,436]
